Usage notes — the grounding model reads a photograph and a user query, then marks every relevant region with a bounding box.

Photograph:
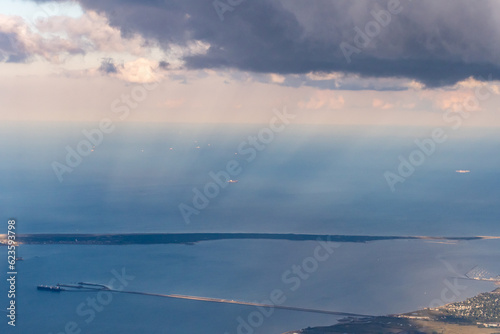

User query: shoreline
[0,232,497,245]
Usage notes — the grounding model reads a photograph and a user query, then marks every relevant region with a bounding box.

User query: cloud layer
[0,14,83,62]
[0,10,147,63]
[28,0,500,87]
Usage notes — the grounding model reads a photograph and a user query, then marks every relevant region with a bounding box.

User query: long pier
[46,283,373,318]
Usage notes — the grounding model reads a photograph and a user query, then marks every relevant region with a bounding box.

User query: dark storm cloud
[35,0,500,87]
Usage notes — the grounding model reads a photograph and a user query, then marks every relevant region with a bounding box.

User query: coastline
[0,233,495,246]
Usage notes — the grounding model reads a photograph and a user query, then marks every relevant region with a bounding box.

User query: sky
[1,0,500,126]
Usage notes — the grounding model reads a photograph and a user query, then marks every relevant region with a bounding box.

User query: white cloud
[372,98,394,110]
[0,11,149,63]
[0,10,209,68]
[114,58,163,83]
[0,14,83,62]
[306,72,344,81]
[35,10,147,55]
[299,91,345,110]
[270,73,285,83]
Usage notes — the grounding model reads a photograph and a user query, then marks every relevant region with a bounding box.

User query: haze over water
[2,123,500,236]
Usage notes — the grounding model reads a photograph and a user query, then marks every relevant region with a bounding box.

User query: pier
[39,282,373,318]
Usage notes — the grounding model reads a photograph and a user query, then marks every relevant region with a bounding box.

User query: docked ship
[37,285,64,292]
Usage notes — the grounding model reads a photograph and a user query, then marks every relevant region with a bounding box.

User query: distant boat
[37,285,63,292]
